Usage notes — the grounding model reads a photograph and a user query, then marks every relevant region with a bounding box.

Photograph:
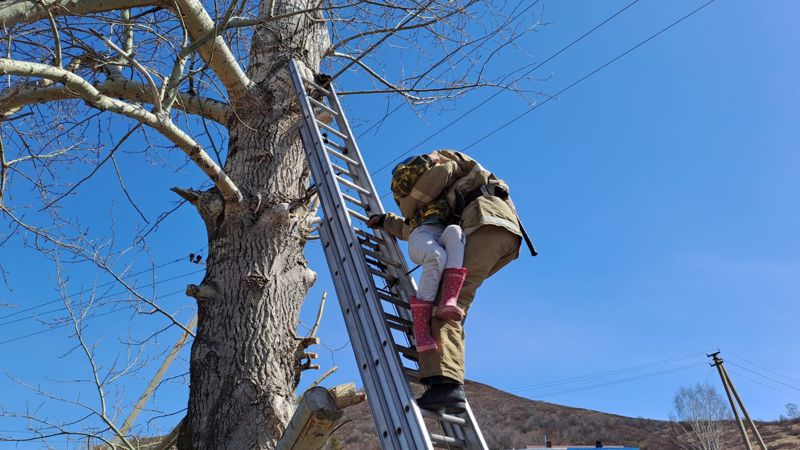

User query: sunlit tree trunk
[176,2,330,448]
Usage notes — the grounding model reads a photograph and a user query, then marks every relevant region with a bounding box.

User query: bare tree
[671,383,732,450]
[0,0,538,448]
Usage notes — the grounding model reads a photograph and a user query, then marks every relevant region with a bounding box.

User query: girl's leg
[438,224,465,269]
[406,225,446,352]
[408,225,446,302]
[434,225,467,321]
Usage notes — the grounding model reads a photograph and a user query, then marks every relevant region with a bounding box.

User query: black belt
[458,184,537,257]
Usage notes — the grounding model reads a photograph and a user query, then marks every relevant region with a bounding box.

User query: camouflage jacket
[383,150,522,242]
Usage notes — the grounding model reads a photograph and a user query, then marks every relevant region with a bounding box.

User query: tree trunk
[177,1,330,448]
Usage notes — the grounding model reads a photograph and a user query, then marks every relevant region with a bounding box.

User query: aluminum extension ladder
[289,59,489,450]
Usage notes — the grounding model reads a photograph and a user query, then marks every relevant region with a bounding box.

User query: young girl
[367,153,468,352]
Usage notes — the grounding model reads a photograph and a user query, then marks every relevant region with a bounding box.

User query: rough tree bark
[175,1,330,448]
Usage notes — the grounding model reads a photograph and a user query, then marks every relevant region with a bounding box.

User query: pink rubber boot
[409,296,438,352]
[434,268,467,321]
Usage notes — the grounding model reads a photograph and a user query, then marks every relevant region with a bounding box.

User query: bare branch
[34,0,62,68]
[328,0,479,54]
[0,58,243,203]
[0,0,165,28]
[331,51,423,102]
[38,123,141,210]
[0,77,232,124]
[91,29,163,113]
[173,0,251,97]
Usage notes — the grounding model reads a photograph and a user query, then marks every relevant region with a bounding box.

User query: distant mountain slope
[324,380,800,449]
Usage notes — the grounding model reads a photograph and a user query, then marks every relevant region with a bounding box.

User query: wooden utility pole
[708,351,768,450]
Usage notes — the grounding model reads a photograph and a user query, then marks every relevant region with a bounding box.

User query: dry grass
[323,380,800,450]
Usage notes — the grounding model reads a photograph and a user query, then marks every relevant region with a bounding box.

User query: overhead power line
[509,350,708,393]
[535,362,706,399]
[462,0,717,152]
[372,0,643,175]
[374,0,708,201]
[0,288,188,346]
[725,367,800,403]
[726,361,800,393]
[356,0,545,139]
[0,246,207,321]
[0,269,204,327]
[726,352,800,387]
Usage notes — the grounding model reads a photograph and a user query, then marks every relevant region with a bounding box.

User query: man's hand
[367,214,386,229]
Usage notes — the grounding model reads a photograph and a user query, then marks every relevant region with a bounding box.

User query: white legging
[408,224,465,302]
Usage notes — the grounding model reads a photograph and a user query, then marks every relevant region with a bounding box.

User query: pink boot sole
[434,304,465,322]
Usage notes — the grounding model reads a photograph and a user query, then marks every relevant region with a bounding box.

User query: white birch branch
[0,0,164,28]
[173,0,251,97]
[0,58,243,203]
[0,77,232,123]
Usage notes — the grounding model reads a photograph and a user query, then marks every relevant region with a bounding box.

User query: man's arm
[367,213,410,241]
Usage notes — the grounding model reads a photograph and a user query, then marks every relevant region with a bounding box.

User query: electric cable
[0,269,204,327]
[461,0,717,152]
[0,288,188,346]
[726,361,800,393]
[0,245,207,322]
[534,362,706,399]
[726,352,800,387]
[725,367,800,402]
[509,350,709,393]
[371,0,643,175]
[375,0,717,200]
[356,0,545,139]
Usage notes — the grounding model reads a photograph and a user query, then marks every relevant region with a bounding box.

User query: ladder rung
[331,162,353,177]
[362,249,401,268]
[376,290,407,308]
[420,409,468,427]
[308,97,337,116]
[359,239,380,252]
[354,228,385,244]
[347,208,370,223]
[395,344,418,360]
[430,433,466,448]
[302,77,330,96]
[324,145,359,167]
[323,138,348,153]
[364,257,388,271]
[383,312,413,328]
[403,367,420,380]
[318,121,349,141]
[336,176,371,195]
[343,193,367,209]
[386,320,412,334]
[368,267,397,282]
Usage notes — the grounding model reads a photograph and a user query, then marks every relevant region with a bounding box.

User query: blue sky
[1,0,799,445]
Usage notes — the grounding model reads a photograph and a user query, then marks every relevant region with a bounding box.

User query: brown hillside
[324,380,800,450]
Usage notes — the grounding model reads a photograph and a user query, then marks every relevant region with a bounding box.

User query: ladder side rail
[450,401,489,449]
[303,75,421,402]
[299,123,420,449]
[314,138,433,449]
[321,82,488,449]
[323,85,418,321]
[315,220,403,449]
[292,59,487,450]
[291,63,432,449]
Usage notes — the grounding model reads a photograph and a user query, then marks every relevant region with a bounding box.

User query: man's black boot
[416,379,466,414]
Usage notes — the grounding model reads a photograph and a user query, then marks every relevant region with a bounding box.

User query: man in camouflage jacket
[375,150,526,412]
